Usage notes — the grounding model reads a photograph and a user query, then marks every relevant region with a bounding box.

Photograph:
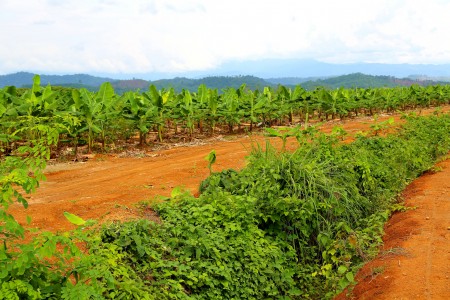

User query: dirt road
[337,158,450,299]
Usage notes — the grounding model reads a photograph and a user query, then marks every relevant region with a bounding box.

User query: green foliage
[198,113,450,297]
[2,75,449,155]
[149,193,299,299]
[1,76,449,299]
[204,149,216,174]
[0,114,85,299]
[265,126,300,151]
[63,211,86,226]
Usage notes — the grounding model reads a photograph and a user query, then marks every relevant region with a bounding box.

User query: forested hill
[0,72,115,88]
[268,73,448,89]
[1,72,448,92]
[0,72,270,92]
[150,75,269,92]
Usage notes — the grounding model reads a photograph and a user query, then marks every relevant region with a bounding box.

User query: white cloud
[1,0,450,75]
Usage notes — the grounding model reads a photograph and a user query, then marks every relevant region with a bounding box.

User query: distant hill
[0,72,272,93]
[214,59,450,79]
[0,72,115,88]
[111,75,271,93]
[297,73,447,90]
[265,76,329,85]
[266,73,449,90]
[1,72,448,93]
[151,75,270,92]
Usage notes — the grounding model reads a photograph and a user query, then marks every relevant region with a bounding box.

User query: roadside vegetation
[1,77,449,298]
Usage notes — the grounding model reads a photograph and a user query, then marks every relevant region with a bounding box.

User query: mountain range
[2,59,450,93]
[212,59,450,79]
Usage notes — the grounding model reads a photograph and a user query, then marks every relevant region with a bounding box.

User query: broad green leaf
[338,265,347,274]
[162,90,171,104]
[96,82,115,103]
[31,75,41,94]
[171,186,182,198]
[0,103,6,117]
[63,211,86,225]
[288,288,302,296]
[91,124,102,133]
[265,128,282,137]
[198,84,208,103]
[184,90,192,107]
[72,89,82,108]
[149,85,162,108]
[205,150,216,165]
[346,271,354,282]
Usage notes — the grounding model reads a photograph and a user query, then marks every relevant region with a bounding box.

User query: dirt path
[337,158,450,299]
[8,106,450,298]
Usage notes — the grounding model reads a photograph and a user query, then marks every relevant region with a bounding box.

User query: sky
[1,0,450,77]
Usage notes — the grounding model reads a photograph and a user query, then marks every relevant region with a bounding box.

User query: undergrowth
[1,113,449,299]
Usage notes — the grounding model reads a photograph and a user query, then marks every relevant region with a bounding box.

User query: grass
[380,247,409,258]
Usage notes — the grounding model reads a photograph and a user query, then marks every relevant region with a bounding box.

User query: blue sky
[1,0,450,75]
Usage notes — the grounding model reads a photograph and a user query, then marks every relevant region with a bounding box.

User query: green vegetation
[150,75,269,93]
[1,76,450,298]
[1,75,449,157]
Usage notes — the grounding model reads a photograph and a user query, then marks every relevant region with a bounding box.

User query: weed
[380,247,409,258]
[370,265,386,281]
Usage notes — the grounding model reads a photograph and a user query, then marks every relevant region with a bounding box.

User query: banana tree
[440,85,450,104]
[206,88,219,134]
[432,84,450,105]
[240,88,258,131]
[379,88,399,113]
[21,76,57,124]
[315,88,335,120]
[277,85,308,123]
[194,84,209,133]
[143,85,172,142]
[180,89,195,136]
[122,91,157,146]
[0,86,21,154]
[10,76,60,143]
[397,87,412,110]
[94,82,121,149]
[219,87,242,133]
[0,86,19,130]
[262,86,282,125]
[73,87,106,153]
[362,88,382,115]
[336,87,356,119]
[408,84,423,109]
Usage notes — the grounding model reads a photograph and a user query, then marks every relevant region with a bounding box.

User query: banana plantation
[1,75,450,155]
